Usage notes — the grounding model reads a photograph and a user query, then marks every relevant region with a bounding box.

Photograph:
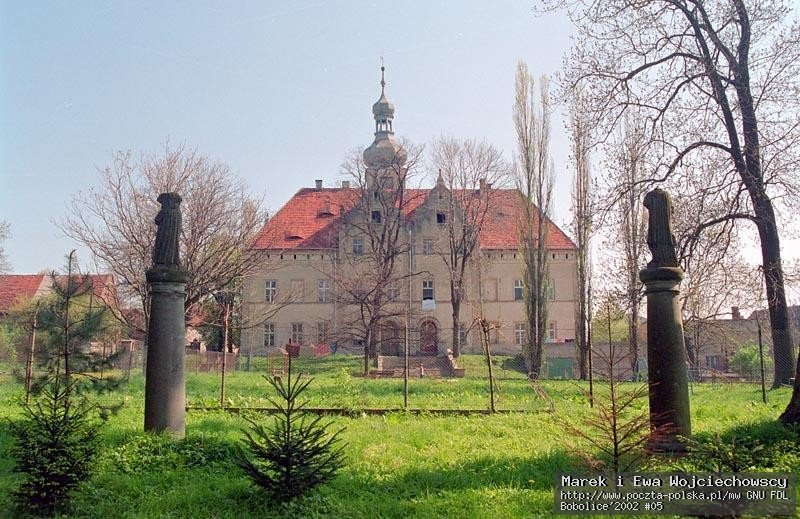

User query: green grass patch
[0,355,796,518]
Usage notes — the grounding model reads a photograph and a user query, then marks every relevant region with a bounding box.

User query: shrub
[237,359,345,501]
[729,343,773,379]
[9,376,101,516]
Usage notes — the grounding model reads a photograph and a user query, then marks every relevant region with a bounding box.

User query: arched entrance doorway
[380,321,402,356]
[419,319,438,355]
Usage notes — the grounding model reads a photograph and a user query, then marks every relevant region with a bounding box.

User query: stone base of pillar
[144,280,187,438]
[646,426,688,454]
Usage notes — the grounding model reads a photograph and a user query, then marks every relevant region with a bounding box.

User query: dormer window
[436,212,447,225]
[316,200,334,218]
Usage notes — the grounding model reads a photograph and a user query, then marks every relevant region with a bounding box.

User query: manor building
[241,72,579,376]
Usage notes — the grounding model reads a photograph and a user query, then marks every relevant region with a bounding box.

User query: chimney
[342,180,350,189]
[479,178,487,194]
[315,179,323,190]
[732,306,741,320]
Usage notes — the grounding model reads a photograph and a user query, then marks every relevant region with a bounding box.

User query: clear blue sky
[3,2,798,278]
[0,1,576,273]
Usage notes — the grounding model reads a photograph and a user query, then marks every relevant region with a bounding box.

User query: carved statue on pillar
[643,188,678,268]
[144,191,188,437]
[639,187,690,453]
[146,192,188,283]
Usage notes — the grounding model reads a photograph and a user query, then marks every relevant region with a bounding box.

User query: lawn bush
[237,362,346,501]
[9,376,101,516]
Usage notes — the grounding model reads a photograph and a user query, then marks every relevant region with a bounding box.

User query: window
[291,323,304,345]
[436,212,447,225]
[264,323,275,347]
[547,279,555,300]
[353,237,364,255]
[422,239,434,255]
[422,280,434,301]
[547,321,557,342]
[387,281,399,301]
[514,323,527,346]
[318,279,330,303]
[514,279,524,301]
[316,322,329,344]
[371,210,382,224]
[265,280,277,303]
[706,355,724,370]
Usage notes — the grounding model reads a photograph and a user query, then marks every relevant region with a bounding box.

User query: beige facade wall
[241,242,579,363]
[241,251,337,355]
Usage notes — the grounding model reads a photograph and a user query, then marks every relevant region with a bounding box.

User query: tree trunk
[628,310,639,378]
[576,310,588,380]
[451,294,461,357]
[362,327,370,376]
[750,203,794,388]
[779,359,800,423]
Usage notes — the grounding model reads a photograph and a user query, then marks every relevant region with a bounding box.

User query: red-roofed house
[0,274,49,315]
[242,75,578,375]
[0,274,117,316]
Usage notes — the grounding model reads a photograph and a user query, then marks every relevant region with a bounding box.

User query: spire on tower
[380,56,386,94]
[363,61,405,170]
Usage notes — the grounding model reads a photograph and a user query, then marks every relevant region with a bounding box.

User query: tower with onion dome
[363,65,407,192]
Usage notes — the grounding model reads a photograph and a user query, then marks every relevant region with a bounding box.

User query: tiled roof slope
[0,274,46,313]
[0,274,116,314]
[252,187,576,251]
[252,188,359,250]
[478,189,575,250]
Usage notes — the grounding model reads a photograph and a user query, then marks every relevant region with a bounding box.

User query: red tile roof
[478,189,576,250]
[252,187,575,251]
[52,274,115,301]
[252,188,359,250]
[0,274,46,313]
[0,274,117,314]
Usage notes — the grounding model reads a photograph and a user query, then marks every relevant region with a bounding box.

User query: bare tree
[569,90,595,380]
[336,142,424,375]
[0,221,11,274]
[544,0,800,419]
[680,260,761,375]
[430,137,508,357]
[60,142,266,334]
[670,181,763,370]
[603,115,650,376]
[514,63,555,379]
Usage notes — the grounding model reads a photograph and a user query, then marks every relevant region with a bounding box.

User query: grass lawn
[0,355,798,518]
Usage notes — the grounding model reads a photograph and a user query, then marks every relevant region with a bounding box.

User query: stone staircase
[376,355,462,378]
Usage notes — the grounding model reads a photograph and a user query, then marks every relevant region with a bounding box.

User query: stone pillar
[144,281,187,436]
[144,192,188,437]
[639,188,691,453]
[640,267,691,452]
